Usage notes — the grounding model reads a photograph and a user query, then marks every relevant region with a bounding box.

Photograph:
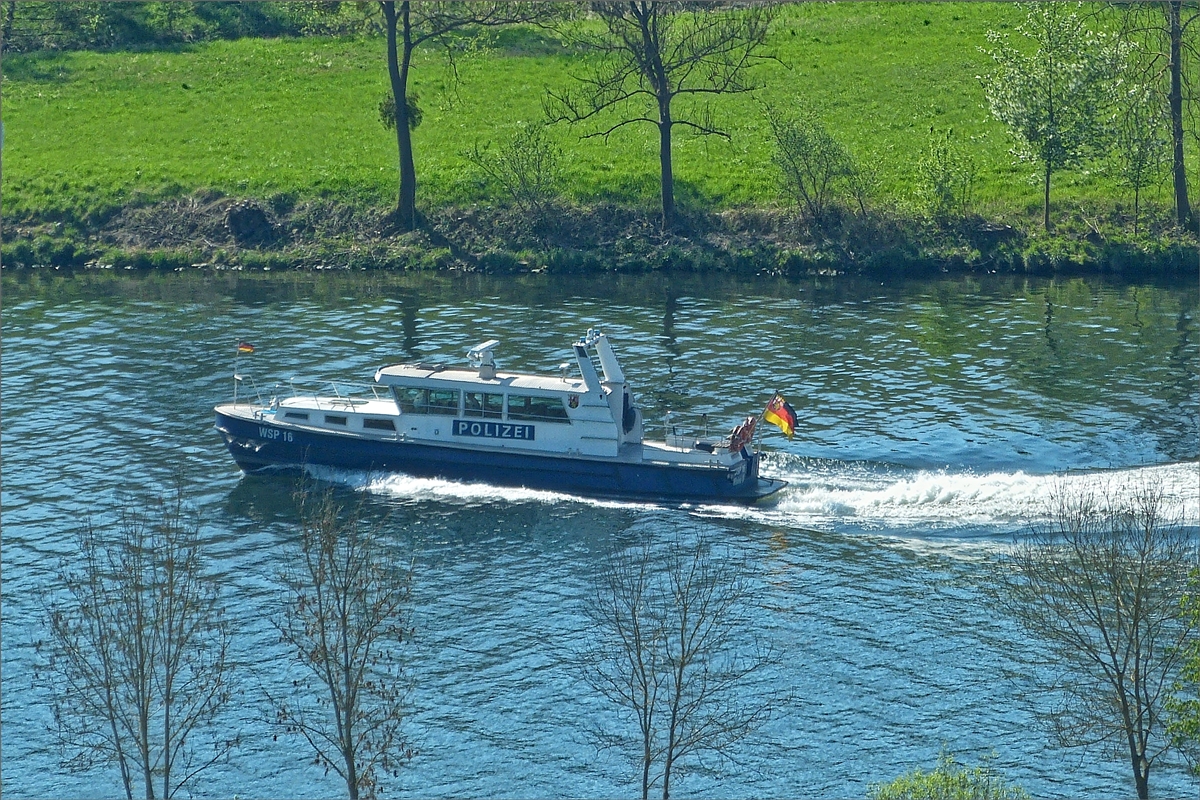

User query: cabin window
[325,414,348,426]
[394,386,460,416]
[464,391,503,419]
[395,387,423,414]
[284,411,310,421]
[363,417,396,431]
[427,389,459,415]
[507,394,569,423]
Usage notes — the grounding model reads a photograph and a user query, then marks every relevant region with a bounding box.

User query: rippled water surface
[3,270,1198,798]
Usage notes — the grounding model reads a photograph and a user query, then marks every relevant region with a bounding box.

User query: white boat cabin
[267,330,655,459]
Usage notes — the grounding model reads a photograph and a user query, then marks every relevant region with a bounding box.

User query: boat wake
[306,460,1199,539]
[699,457,1200,537]
[303,465,659,511]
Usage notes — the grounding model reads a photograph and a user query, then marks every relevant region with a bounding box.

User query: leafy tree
[141,3,207,42]
[378,1,553,232]
[991,477,1197,800]
[1112,80,1168,234]
[269,487,414,800]
[980,3,1124,231]
[578,532,778,800]
[43,486,235,800]
[548,1,776,229]
[1167,569,1200,781]
[868,750,1030,800]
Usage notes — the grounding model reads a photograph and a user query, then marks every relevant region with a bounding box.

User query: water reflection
[1159,299,1199,459]
[397,288,421,358]
[1043,294,1060,358]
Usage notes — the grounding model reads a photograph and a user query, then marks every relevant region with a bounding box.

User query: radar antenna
[467,339,501,379]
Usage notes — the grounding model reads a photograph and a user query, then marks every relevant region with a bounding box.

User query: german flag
[236,341,255,354]
[763,393,797,440]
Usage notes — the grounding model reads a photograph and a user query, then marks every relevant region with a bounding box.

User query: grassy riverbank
[3,3,1196,275]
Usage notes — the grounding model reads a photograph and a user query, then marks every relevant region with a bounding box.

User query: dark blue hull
[214,411,785,503]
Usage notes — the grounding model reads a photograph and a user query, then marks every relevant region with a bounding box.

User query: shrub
[378,92,423,132]
[32,233,88,267]
[869,751,1030,800]
[765,106,853,225]
[916,128,976,223]
[3,239,36,267]
[465,123,563,219]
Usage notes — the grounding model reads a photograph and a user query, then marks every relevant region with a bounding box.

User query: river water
[2,269,1198,798]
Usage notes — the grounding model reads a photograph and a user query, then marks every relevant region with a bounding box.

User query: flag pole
[233,340,256,402]
[753,390,775,453]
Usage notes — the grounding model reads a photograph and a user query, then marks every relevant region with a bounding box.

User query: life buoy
[728,415,757,453]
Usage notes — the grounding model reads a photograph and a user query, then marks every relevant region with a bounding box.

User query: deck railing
[663,411,724,449]
[276,379,395,411]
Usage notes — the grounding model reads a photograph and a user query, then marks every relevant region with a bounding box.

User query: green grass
[1,3,1190,226]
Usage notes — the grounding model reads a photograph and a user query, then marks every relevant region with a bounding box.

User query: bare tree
[464,121,564,220]
[764,106,854,226]
[379,1,554,232]
[269,487,414,800]
[547,2,776,229]
[43,486,234,800]
[1110,1,1199,228]
[992,477,1197,800]
[579,533,778,800]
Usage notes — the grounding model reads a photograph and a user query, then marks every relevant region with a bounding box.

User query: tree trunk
[1043,161,1052,232]
[1124,719,1150,800]
[634,2,676,230]
[136,593,154,800]
[1167,0,1192,228]
[661,659,685,800]
[346,740,359,800]
[659,116,675,230]
[1134,759,1149,800]
[344,626,359,800]
[383,1,418,232]
[642,739,651,800]
[1134,181,1141,236]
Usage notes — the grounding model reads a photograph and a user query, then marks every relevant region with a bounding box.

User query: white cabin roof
[374,364,588,395]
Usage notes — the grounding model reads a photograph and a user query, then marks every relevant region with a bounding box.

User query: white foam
[702,460,1200,533]
[303,465,656,510]
[303,460,1199,534]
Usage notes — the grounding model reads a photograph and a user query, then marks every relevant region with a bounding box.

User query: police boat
[213,329,787,503]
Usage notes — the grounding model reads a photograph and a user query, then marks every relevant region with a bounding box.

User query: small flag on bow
[237,341,255,354]
[763,393,797,440]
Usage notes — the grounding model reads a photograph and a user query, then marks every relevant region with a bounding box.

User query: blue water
[2,270,1197,798]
